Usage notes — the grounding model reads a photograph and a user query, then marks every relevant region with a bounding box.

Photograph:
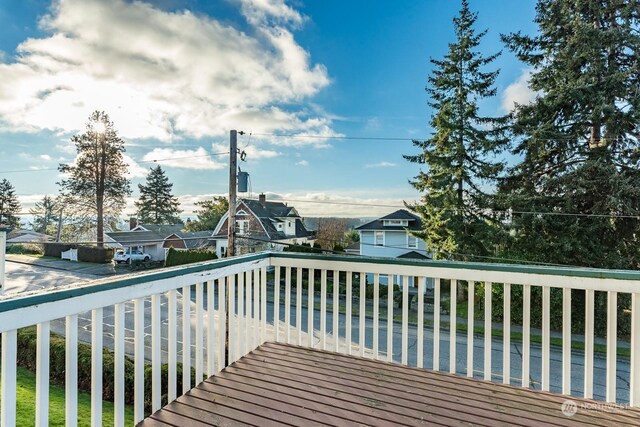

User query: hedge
[4,327,195,415]
[77,246,114,263]
[44,243,78,258]
[165,247,217,267]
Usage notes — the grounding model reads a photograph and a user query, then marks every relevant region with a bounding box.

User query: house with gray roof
[163,231,213,251]
[356,209,431,287]
[211,194,314,257]
[105,221,186,261]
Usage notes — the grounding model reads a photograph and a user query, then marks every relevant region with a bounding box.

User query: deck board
[140,342,640,427]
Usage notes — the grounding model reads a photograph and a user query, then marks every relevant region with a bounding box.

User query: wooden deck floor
[140,342,640,426]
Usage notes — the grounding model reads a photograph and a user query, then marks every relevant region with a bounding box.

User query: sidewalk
[6,254,119,276]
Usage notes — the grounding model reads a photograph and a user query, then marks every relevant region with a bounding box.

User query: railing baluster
[152,293,161,411]
[433,278,441,371]
[218,277,226,370]
[321,269,327,350]
[402,275,409,365]
[237,272,244,357]
[244,271,251,355]
[254,269,260,347]
[307,268,315,348]
[133,299,144,424]
[450,279,457,374]
[346,272,352,355]
[182,285,191,394]
[387,275,393,362]
[631,293,640,406]
[467,281,474,378]
[274,267,280,343]
[195,282,204,384]
[228,275,236,362]
[285,267,291,344]
[207,280,216,377]
[1,329,17,427]
[333,269,339,352]
[36,321,50,427]
[168,289,177,402]
[503,283,511,385]
[91,308,103,427]
[606,290,617,403]
[417,277,424,369]
[562,287,571,395]
[542,286,550,391]
[260,267,267,345]
[373,273,379,360]
[584,289,595,399]
[66,314,78,427]
[114,303,125,427]
[484,282,491,381]
[359,272,366,358]
[522,285,531,388]
[296,267,303,346]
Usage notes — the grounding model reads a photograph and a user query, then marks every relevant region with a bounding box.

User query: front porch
[0,251,639,425]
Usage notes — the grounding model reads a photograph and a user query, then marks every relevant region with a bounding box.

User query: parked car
[114,249,151,264]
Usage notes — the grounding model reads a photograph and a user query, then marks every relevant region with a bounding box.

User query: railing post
[91,308,103,427]
[1,330,17,427]
[631,293,640,406]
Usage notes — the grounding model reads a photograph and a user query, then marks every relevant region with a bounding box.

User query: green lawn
[2,366,134,426]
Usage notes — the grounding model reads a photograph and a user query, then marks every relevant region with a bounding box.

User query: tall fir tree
[135,165,182,224]
[0,179,21,228]
[405,0,506,260]
[58,111,131,246]
[498,0,640,268]
[29,195,59,235]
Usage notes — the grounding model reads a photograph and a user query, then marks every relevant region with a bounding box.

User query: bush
[283,242,322,253]
[8,327,195,415]
[43,243,78,258]
[165,247,217,267]
[77,246,114,263]
[6,243,44,255]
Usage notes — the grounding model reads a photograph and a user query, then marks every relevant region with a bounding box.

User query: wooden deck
[141,342,640,426]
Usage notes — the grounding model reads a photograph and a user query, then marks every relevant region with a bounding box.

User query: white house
[356,209,432,288]
[211,194,314,257]
[105,222,184,261]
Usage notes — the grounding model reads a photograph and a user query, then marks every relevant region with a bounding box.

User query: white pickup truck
[114,249,151,263]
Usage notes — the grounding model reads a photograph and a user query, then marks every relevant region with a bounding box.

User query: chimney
[259,193,266,207]
[129,217,138,230]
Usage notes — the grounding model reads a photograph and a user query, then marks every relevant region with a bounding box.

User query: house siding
[360,230,427,258]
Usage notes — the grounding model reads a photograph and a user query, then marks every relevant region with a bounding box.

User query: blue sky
[0,0,538,219]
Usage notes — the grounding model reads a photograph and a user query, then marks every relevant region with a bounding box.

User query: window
[236,220,249,235]
[375,231,384,246]
[407,234,417,249]
[383,219,408,227]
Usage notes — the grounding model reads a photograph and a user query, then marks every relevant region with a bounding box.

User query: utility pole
[228,130,238,257]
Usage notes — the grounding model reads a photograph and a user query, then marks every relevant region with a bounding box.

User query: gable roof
[134,224,184,235]
[105,230,165,246]
[213,198,311,241]
[397,250,431,260]
[355,209,422,231]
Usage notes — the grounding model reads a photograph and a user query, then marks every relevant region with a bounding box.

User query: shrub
[77,246,114,263]
[165,247,217,267]
[6,243,44,255]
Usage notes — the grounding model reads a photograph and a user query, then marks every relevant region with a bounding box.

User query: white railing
[0,251,639,426]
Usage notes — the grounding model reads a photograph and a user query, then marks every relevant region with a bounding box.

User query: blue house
[356,209,432,288]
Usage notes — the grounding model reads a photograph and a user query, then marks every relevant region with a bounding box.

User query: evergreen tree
[58,111,131,246]
[29,195,59,235]
[498,0,640,268]
[0,179,21,228]
[135,165,182,224]
[185,196,229,232]
[405,0,506,259]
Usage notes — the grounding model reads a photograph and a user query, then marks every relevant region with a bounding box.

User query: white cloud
[141,147,225,170]
[295,160,308,166]
[39,154,52,161]
[502,69,538,112]
[0,0,334,144]
[364,161,397,168]
[123,155,149,178]
[212,141,280,161]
